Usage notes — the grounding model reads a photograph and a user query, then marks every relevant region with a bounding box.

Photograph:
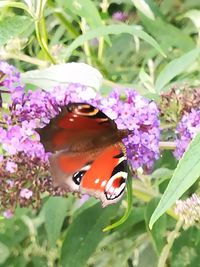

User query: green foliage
[64,24,165,59]
[140,15,195,52]
[61,202,119,267]
[60,0,103,28]
[0,242,9,264]
[171,227,200,267]
[150,132,200,228]
[0,16,32,46]
[155,48,200,92]
[145,198,167,254]
[43,197,72,247]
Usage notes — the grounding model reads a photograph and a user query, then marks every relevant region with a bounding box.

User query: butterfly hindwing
[49,150,94,192]
[80,143,128,206]
[50,143,128,206]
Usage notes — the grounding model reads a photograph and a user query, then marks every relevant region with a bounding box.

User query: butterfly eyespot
[72,171,86,185]
[112,177,126,188]
[105,172,127,200]
[72,162,92,185]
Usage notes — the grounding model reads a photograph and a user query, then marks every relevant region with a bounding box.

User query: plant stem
[5,53,47,67]
[98,0,109,61]
[159,141,176,150]
[98,37,104,61]
[54,11,79,38]
[80,18,92,65]
[34,0,56,64]
[158,220,182,267]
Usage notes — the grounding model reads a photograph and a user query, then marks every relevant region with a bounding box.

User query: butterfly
[37,102,130,207]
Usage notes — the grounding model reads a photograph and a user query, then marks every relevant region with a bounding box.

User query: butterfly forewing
[37,103,119,153]
[49,143,128,206]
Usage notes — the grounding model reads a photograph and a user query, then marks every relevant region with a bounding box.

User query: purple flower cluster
[0,61,24,103]
[0,62,53,214]
[174,109,200,159]
[0,60,160,214]
[99,90,160,169]
[0,123,47,160]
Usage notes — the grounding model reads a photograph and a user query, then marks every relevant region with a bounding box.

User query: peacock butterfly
[37,103,130,207]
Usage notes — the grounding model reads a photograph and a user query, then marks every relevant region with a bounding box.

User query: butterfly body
[38,103,129,206]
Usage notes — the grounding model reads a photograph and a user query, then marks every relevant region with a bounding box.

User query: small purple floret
[112,11,128,22]
[174,109,200,159]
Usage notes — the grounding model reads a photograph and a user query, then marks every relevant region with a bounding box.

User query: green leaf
[55,0,110,44]
[117,206,144,232]
[152,168,173,180]
[21,63,103,90]
[131,0,155,20]
[61,202,119,267]
[0,16,33,46]
[171,227,200,266]
[0,242,9,264]
[64,24,165,59]
[63,0,103,28]
[149,132,200,229]
[155,48,200,92]
[32,256,48,267]
[0,217,29,247]
[183,9,200,30]
[140,15,195,52]
[43,197,71,247]
[137,243,158,267]
[0,1,30,14]
[145,198,166,254]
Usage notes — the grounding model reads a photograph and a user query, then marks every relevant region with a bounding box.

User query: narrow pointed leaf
[155,48,200,92]
[64,24,165,58]
[150,132,200,228]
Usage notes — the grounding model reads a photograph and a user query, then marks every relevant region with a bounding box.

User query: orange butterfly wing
[80,143,128,206]
[49,150,95,192]
[49,143,128,206]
